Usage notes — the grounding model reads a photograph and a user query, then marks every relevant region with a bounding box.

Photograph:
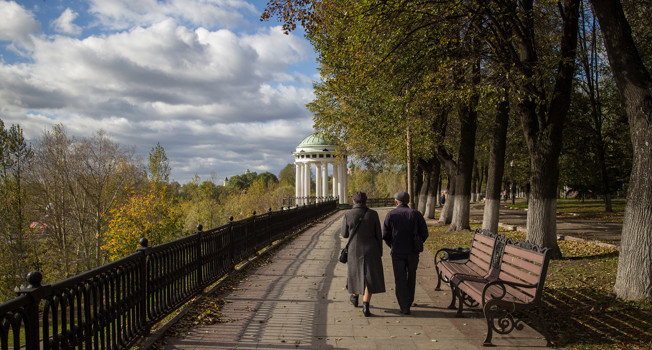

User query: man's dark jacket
[382,204,429,255]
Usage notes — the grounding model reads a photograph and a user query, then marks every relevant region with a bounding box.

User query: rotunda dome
[295,133,337,153]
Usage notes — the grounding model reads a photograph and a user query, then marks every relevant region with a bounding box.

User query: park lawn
[510,199,626,223]
[425,223,651,350]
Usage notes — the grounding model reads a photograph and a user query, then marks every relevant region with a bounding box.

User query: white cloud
[52,8,82,36]
[88,0,255,30]
[0,1,318,183]
[0,0,41,52]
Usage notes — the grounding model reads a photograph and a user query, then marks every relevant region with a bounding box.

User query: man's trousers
[391,253,419,311]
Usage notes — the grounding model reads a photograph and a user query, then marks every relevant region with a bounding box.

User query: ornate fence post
[267,208,273,245]
[196,225,204,287]
[229,216,235,269]
[16,271,51,350]
[251,210,257,253]
[136,238,150,337]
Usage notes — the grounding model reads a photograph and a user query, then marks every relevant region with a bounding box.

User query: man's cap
[352,191,367,203]
[394,191,410,203]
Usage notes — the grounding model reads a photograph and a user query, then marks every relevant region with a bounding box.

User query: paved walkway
[159,208,555,349]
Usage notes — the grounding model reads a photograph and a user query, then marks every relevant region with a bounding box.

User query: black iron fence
[0,200,337,350]
[282,196,338,207]
[282,197,394,208]
[366,198,395,207]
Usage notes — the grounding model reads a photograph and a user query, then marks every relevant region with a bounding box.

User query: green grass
[509,198,626,222]
[425,223,652,350]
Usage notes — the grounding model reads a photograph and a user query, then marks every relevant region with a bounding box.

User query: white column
[295,161,300,204]
[332,163,339,200]
[315,162,322,202]
[337,161,343,204]
[342,158,348,204]
[304,162,311,203]
[297,162,302,204]
[322,163,328,201]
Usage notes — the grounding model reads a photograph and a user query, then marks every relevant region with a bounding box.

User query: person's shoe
[362,302,371,317]
[350,295,358,307]
[400,308,411,315]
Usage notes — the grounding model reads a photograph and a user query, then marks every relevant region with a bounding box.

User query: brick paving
[159,208,558,349]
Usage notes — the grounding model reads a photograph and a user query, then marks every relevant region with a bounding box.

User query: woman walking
[341,191,385,316]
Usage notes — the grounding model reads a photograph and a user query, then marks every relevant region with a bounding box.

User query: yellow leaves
[103,184,183,260]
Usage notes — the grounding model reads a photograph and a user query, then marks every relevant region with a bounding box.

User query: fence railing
[366,198,395,207]
[0,200,338,350]
[282,197,394,208]
[282,196,338,207]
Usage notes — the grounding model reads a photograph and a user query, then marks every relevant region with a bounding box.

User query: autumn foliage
[103,184,183,261]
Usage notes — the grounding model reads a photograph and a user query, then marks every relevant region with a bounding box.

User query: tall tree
[30,125,142,276]
[472,0,581,258]
[30,125,76,278]
[278,163,296,186]
[148,142,171,185]
[590,0,652,300]
[77,131,140,266]
[0,120,34,299]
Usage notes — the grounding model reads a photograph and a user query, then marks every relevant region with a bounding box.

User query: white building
[293,133,348,205]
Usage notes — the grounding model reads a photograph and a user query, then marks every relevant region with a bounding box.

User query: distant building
[293,133,348,205]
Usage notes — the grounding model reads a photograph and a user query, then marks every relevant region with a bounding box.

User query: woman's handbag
[339,208,368,264]
[338,246,349,263]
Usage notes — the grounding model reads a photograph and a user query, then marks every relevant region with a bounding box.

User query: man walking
[382,192,429,315]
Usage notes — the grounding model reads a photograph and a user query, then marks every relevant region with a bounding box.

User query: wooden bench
[434,229,502,309]
[450,238,552,346]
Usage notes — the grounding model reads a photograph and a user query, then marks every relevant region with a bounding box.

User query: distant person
[382,191,428,315]
[341,191,385,316]
[440,193,446,205]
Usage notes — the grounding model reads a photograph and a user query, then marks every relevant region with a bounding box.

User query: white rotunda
[293,133,348,205]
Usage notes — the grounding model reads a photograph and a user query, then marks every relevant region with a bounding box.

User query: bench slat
[504,244,545,262]
[499,261,542,285]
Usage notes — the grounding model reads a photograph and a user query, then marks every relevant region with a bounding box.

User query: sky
[0,0,319,184]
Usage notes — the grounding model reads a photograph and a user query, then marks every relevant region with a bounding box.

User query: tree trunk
[439,175,454,224]
[483,95,510,234]
[591,0,652,300]
[449,101,477,232]
[527,154,562,257]
[406,126,413,208]
[471,160,478,202]
[476,160,485,202]
[425,161,441,219]
[414,162,424,211]
[417,162,429,215]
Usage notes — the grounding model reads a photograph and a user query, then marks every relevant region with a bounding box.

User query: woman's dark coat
[341,204,386,294]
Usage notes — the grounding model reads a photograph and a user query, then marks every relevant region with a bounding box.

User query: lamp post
[510,160,515,205]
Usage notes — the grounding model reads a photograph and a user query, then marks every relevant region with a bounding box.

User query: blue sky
[0,0,319,183]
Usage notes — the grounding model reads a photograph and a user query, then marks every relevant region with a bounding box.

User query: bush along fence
[0,200,338,350]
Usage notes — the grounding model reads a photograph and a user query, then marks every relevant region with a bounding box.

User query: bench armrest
[450,273,489,285]
[481,279,539,306]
